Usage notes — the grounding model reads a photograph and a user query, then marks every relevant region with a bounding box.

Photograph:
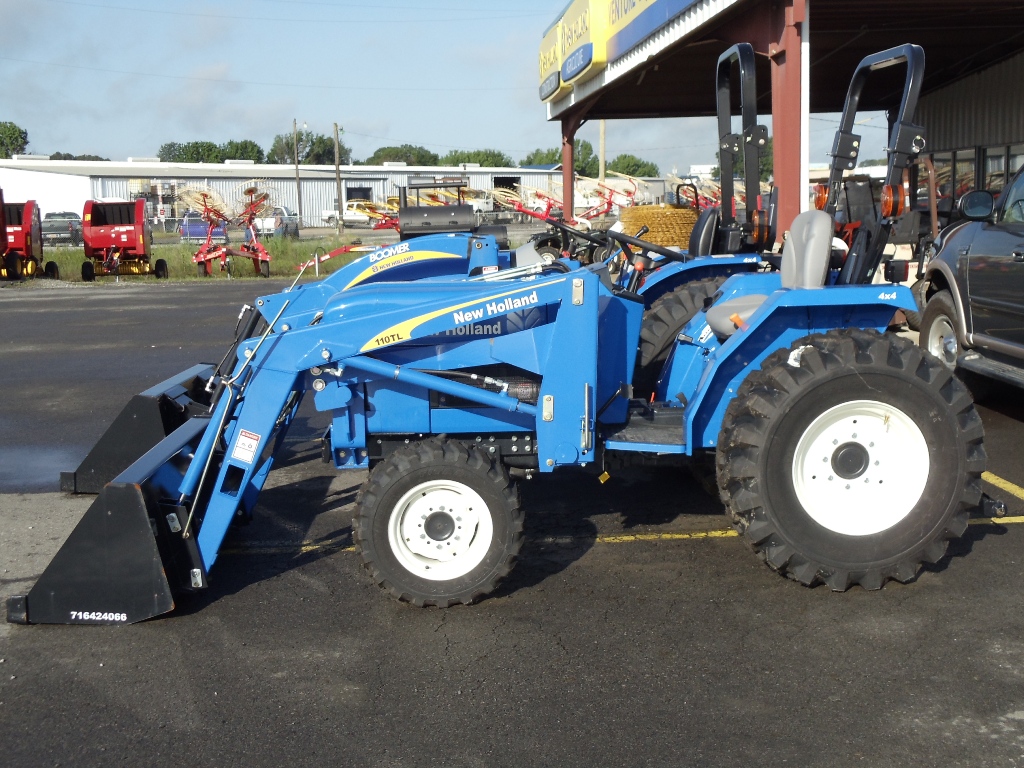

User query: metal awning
[549,0,1024,120]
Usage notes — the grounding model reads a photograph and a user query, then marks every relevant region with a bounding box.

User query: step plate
[959,353,1024,390]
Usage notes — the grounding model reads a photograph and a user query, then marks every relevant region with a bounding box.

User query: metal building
[0,159,563,226]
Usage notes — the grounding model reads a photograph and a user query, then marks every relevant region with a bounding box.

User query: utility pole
[599,119,606,182]
[293,118,303,226]
[334,122,344,236]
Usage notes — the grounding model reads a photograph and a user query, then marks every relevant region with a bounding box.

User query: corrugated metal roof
[917,51,1024,151]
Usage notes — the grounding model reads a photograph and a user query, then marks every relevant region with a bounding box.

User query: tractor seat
[705,209,833,337]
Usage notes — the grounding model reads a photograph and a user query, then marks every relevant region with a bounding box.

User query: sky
[1,0,891,174]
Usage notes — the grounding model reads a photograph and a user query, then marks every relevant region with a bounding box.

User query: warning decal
[231,429,261,464]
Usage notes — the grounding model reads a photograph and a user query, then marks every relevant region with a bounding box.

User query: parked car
[919,164,1024,391]
[41,211,83,246]
[255,206,300,238]
[179,211,228,244]
[321,200,381,227]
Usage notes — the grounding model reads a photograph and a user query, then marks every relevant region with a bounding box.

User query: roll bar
[829,44,927,285]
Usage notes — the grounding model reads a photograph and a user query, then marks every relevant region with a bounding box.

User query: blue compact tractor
[8,45,987,625]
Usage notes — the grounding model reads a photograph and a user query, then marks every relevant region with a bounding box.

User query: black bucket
[10,417,211,625]
[60,364,214,494]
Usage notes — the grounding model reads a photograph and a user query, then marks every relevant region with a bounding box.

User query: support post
[334,123,345,236]
[561,114,583,223]
[768,0,808,243]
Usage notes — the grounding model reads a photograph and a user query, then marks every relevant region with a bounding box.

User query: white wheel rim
[387,480,493,581]
[927,315,958,367]
[791,399,930,536]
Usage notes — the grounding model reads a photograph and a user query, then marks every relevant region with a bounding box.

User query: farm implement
[9,45,987,627]
[81,199,163,281]
[182,185,273,278]
[1,196,60,280]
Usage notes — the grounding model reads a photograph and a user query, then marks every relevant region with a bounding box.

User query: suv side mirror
[958,190,994,221]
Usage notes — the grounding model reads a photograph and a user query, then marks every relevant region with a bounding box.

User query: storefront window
[931,152,953,200]
[984,147,1007,192]
[954,150,976,198]
[1010,145,1024,175]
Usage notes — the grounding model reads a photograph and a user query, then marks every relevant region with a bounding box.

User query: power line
[0,55,531,93]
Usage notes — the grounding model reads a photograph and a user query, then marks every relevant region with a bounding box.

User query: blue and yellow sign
[539,11,567,102]
[558,0,606,88]
[539,0,702,103]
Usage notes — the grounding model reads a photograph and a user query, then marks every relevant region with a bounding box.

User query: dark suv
[919,165,1024,390]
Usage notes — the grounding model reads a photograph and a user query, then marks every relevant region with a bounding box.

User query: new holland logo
[452,290,539,324]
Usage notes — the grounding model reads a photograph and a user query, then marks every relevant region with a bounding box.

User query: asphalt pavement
[3,276,1024,767]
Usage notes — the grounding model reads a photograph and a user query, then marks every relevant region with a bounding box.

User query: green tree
[519,140,597,175]
[439,148,514,167]
[157,142,181,162]
[221,139,265,163]
[521,147,561,166]
[267,131,304,164]
[158,141,223,163]
[573,139,599,177]
[362,144,439,166]
[0,121,29,158]
[607,153,659,177]
[304,133,349,165]
[49,152,110,161]
[267,130,349,165]
[179,141,223,163]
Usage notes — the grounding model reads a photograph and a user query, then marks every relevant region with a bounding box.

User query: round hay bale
[619,205,700,247]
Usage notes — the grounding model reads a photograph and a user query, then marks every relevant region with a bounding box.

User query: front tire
[259,260,270,278]
[154,259,168,279]
[354,438,523,607]
[717,328,985,591]
[920,290,991,400]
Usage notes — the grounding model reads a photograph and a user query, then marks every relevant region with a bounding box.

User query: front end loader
[8,45,985,625]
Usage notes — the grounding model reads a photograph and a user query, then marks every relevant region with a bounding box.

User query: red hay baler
[81,199,164,281]
[1,198,59,280]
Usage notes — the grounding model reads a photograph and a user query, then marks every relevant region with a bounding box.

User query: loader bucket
[60,364,215,493]
[9,416,212,625]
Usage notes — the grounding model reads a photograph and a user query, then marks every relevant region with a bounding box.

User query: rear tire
[259,260,270,278]
[81,261,95,282]
[44,261,60,280]
[354,438,523,607]
[154,259,168,279]
[4,253,23,280]
[197,262,209,278]
[634,276,726,398]
[717,328,985,591]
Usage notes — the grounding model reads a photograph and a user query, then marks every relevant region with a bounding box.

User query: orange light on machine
[880,184,906,218]
[813,184,829,211]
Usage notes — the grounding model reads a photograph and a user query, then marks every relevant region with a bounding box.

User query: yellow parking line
[983,471,1024,502]
[597,529,738,543]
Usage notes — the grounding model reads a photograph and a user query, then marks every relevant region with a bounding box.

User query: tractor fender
[683,284,916,450]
